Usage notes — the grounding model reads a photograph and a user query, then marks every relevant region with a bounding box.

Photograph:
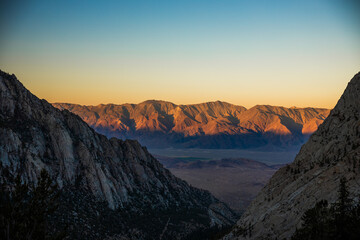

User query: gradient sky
[0,0,359,109]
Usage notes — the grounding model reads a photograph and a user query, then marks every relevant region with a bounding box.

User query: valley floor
[151,147,299,212]
[149,147,300,165]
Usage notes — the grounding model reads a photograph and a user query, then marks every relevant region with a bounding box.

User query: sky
[0,0,359,109]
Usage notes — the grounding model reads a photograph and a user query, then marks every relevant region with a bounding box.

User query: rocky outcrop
[0,70,237,239]
[53,100,329,149]
[225,72,360,239]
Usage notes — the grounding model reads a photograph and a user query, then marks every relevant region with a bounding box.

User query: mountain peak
[226,72,360,239]
[0,70,237,239]
[334,72,360,112]
[139,99,173,104]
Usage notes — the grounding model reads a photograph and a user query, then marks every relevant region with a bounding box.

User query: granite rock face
[225,72,360,239]
[0,70,237,239]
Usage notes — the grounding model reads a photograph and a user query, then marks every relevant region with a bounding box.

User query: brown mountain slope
[225,72,360,239]
[53,101,329,149]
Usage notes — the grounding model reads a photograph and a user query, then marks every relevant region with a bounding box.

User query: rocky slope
[225,72,360,239]
[0,70,237,239]
[53,101,329,149]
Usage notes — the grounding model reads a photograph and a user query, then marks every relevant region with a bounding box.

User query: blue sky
[0,0,359,108]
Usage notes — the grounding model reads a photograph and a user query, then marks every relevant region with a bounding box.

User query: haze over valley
[157,156,281,212]
[1,0,359,239]
[53,101,329,212]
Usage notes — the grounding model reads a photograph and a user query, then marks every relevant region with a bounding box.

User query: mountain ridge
[0,69,237,239]
[54,100,329,111]
[53,101,330,149]
[225,71,360,239]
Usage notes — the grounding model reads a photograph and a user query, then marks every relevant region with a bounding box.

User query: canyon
[0,70,237,239]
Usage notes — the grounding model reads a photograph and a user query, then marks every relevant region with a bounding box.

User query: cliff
[0,70,237,239]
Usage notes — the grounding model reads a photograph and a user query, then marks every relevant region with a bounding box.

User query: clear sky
[0,0,359,109]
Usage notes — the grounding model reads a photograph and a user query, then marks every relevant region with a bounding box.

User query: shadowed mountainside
[0,70,237,239]
[53,101,330,149]
[225,72,360,239]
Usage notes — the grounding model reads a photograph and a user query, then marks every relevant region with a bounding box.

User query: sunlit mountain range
[53,101,330,149]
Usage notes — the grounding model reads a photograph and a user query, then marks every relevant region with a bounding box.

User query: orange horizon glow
[14,69,347,110]
[5,66,353,110]
[1,1,359,109]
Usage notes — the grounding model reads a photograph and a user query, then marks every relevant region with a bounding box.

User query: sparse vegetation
[0,169,66,240]
[292,177,360,240]
[232,222,254,238]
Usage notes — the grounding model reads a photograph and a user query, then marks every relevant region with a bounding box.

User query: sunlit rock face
[0,70,237,239]
[224,72,360,240]
[53,100,329,149]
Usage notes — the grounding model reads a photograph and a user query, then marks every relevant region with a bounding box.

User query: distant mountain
[225,72,360,239]
[0,70,237,239]
[53,101,330,149]
[156,157,280,212]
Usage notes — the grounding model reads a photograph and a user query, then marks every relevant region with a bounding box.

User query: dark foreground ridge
[0,70,237,239]
[225,72,360,239]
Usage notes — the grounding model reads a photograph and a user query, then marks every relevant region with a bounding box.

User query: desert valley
[52,100,330,212]
[1,1,359,239]
[1,70,359,239]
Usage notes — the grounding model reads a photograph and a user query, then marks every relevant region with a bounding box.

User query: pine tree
[332,177,352,239]
[291,200,331,240]
[0,169,66,240]
[292,177,360,240]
